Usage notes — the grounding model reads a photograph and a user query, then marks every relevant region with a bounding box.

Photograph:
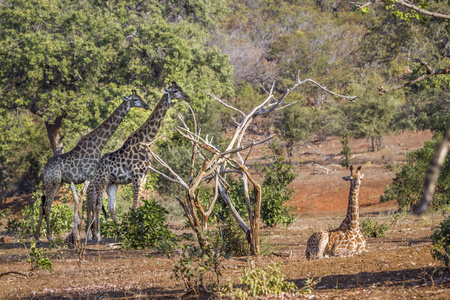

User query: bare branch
[378,59,450,94]
[147,149,190,190]
[297,77,358,102]
[207,92,246,116]
[396,0,450,20]
[354,1,450,20]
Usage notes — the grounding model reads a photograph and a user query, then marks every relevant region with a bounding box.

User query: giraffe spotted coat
[87,83,190,243]
[305,166,366,259]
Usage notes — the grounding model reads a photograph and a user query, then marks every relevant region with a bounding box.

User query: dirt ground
[1,130,450,299]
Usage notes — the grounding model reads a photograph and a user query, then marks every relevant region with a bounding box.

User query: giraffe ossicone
[305,165,366,259]
[35,91,149,242]
[86,82,190,243]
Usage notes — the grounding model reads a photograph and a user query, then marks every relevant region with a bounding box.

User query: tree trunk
[413,123,450,214]
[45,115,65,156]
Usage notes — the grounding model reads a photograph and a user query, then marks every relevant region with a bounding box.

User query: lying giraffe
[305,166,366,259]
[87,82,190,242]
[35,91,149,242]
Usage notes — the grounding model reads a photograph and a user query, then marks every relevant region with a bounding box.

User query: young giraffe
[305,166,366,259]
[87,82,190,242]
[35,91,149,242]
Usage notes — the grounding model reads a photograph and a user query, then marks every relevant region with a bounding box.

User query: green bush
[234,261,297,298]
[360,218,389,238]
[430,216,450,267]
[258,141,297,227]
[102,199,178,250]
[381,136,450,210]
[172,244,226,294]
[216,140,296,228]
[7,191,73,237]
[27,240,53,271]
[214,214,250,256]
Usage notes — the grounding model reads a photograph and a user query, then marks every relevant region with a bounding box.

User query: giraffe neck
[75,100,131,154]
[349,185,360,231]
[338,182,354,231]
[126,94,170,146]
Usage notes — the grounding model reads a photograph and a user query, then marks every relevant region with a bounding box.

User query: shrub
[216,140,296,228]
[430,216,450,267]
[214,214,250,256]
[258,141,297,227]
[360,217,389,238]
[172,244,226,294]
[27,240,53,271]
[102,199,178,250]
[381,137,450,210]
[234,260,297,298]
[7,191,73,237]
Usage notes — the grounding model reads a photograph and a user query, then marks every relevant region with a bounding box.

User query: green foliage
[234,261,297,298]
[27,240,53,271]
[215,140,296,228]
[102,199,177,250]
[214,214,250,256]
[7,190,73,237]
[344,73,403,151]
[360,218,389,238]
[259,141,297,227]
[381,135,450,210]
[172,244,226,294]
[430,216,450,267]
[0,209,4,227]
[340,132,352,168]
[0,0,234,191]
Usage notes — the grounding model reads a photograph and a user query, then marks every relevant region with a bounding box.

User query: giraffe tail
[40,195,46,216]
[102,204,108,220]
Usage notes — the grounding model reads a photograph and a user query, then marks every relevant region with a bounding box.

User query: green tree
[345,74,403,151]
[0,0,233,156]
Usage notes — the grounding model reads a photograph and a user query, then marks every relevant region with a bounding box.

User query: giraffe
[35,91,149,242]
[305,166,366,259]
[87,82,190,242]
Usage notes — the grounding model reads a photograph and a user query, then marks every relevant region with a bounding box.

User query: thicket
[431,214,450,267]
[101,199,177,250]
[382,134,450,210]
[214,140,297,230]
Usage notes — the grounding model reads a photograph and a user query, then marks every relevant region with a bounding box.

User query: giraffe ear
[342,176,352,181]
[132,89,137,95]
[357,166,362,172]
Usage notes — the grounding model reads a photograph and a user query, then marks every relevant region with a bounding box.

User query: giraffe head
[122,90,150,110]
[163,82,190,104]
[342,165,364,188]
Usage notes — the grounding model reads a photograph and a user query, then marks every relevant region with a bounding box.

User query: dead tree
[66,182,89,250]
[149,74,356,255]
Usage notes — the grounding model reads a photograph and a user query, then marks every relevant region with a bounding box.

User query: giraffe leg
[131,174,147,211]
[85,184,96,242]
[306,230,329,260]
[34,195,46,241]
[93,191,103,244]
[106,184,119,223]
[39,184,60,242]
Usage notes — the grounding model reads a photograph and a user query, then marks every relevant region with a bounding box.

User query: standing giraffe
[305,166,366,259]
[35,91,149,242]
[87,82,190,242]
